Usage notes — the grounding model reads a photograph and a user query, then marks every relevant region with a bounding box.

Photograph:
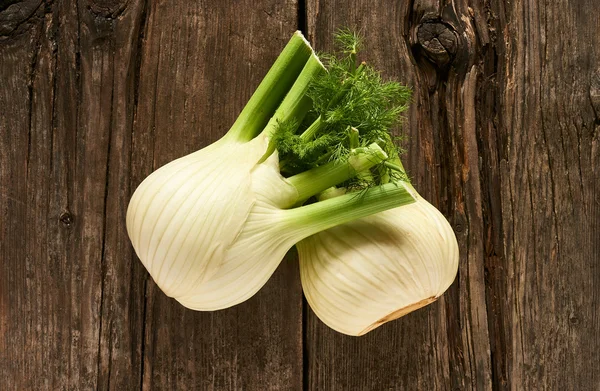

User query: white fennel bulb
[127,135,291,309]
[298,187,459,336]
[126,32,417,311]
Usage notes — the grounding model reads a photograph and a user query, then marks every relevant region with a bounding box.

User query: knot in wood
[59,212,74,228]
[453,214,466,234]
[416,22,458,68]
[0,0,42,36]
[569,312,580,325]
[88,0,129,19]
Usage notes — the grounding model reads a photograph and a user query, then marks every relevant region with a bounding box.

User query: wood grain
[496,0,600,388]
[305,1,491,389]
[1,1,148,389]
[305,0,599,390]
[128,1,304,390]
[1,1,303,390]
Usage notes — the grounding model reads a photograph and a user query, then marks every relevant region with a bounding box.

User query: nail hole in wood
[59,212,74,228]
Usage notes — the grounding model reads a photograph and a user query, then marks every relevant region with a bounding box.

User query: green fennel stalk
[268,29,413,193]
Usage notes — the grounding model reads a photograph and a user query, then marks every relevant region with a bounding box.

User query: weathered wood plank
[0,3,47,390]
[496,0,600,389]
[131,1,304,390]
[79,1,148,389]
[304,2,492,390]
[0,0,148,389]
[305,0,599,390]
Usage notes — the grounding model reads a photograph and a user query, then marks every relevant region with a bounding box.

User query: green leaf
[273,28,412,190]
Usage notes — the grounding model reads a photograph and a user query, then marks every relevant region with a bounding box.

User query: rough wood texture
[305,1,492,389]
[133,2,303,390]
[305,0,599,390]
[1,0,598,390]
[1,1,148,389]
[1,1,302,390]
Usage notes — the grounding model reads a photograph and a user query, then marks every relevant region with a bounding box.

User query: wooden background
[1,0,598,389]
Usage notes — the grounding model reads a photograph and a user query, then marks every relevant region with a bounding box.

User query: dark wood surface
[1,0,598,390]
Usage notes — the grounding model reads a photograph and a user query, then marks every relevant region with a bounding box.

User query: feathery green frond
[273,28,412,190]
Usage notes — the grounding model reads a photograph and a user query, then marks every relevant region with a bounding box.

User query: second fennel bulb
[298,187,459,336]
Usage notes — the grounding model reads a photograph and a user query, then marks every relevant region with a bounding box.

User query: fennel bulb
[126,32,417,310]
[298,185,459,336]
